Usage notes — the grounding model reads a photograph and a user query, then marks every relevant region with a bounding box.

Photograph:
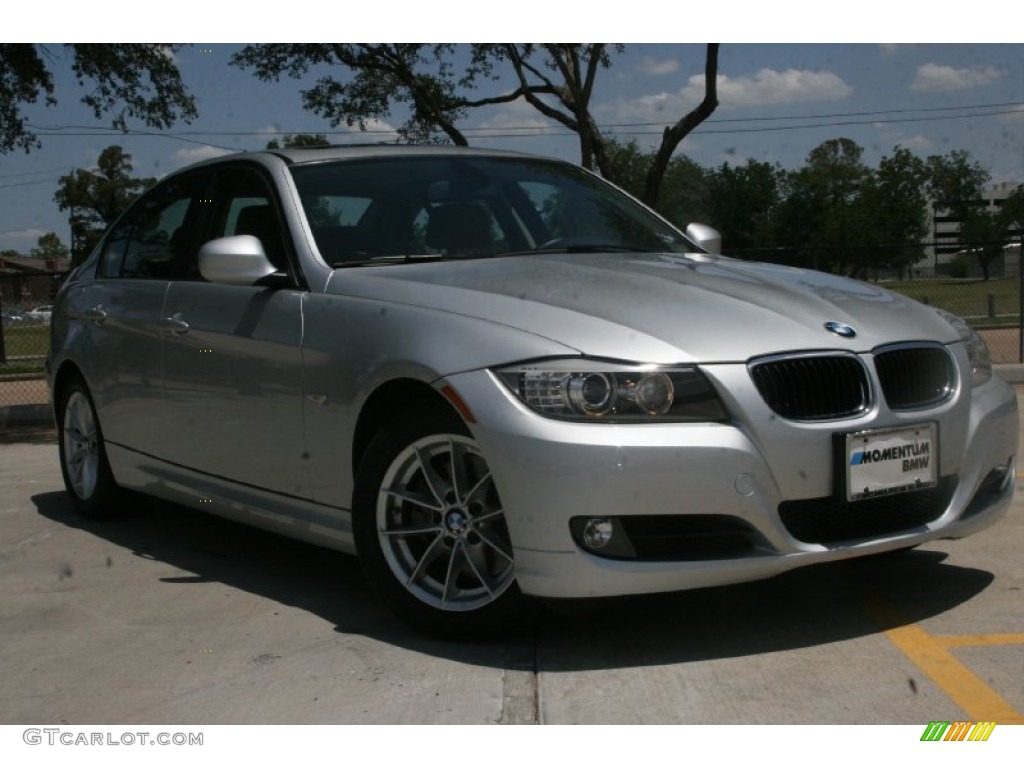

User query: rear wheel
[57,378,121,518]
[354,410,532,638]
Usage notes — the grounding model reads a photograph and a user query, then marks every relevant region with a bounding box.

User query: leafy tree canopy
[925,149,990,218]
[0,43,198,153]
[30,231,68,261]
[231,43,720,209]
[266,133,331,149]
[53,145,156,265]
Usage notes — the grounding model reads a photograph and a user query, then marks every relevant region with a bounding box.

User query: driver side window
[98,175,205,280]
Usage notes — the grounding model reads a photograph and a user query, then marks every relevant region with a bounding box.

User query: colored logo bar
[920,721,996,741]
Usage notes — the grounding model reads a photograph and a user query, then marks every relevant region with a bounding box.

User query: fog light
[582,517,614,549]
[570,516,637,559]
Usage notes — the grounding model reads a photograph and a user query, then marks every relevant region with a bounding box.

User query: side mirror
[684,223,722,255]
[198,235,279,286]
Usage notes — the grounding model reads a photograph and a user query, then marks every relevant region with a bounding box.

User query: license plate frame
[839,423,938,502]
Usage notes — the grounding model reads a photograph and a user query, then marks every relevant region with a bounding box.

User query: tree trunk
[642,44,719,209]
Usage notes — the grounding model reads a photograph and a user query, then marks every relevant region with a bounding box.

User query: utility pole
[1018,224,1023,364]
[68,168,79,265]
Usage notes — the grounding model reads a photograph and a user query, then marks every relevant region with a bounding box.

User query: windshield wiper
[504,243,653,256]
[331,253,445,268]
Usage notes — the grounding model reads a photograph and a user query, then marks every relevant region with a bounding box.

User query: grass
[1,325,49,376]
[0,324,50,358]
[0,361,45,376]
[878,277,1022,326]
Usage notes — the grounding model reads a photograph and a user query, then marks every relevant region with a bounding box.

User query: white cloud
[1004,104,1024,121]
[600,67,852,125]
[0,227,47,243]
[0,227,48,252]
[911,63,1001,92]
[343,118,398,136]
[683,68,853,106]
[891,134,933,152]
[879,44,916,55]
[475,100,560,136]
[639,56,679,76]
[171,145,235,167]
[598,90,693,126]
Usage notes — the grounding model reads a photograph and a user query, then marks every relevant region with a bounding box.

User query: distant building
[925,182,1023,278]
[0,253,72,308]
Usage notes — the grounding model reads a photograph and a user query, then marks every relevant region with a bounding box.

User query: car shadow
[32,490,995,672]
[536,549,993,671]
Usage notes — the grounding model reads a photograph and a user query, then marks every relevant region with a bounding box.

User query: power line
[24,123,236,151]
[0,166,72,181]
[606,100,1024,128]
[21,101,1024,144]
[0,178,61,190]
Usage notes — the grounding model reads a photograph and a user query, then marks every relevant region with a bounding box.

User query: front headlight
[494,359,728,422]
[935,308,991,387]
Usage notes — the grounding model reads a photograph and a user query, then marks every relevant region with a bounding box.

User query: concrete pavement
[0,395,1021,724]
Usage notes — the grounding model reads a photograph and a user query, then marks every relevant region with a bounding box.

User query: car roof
[169,144,559,177]
[273,144,546,165]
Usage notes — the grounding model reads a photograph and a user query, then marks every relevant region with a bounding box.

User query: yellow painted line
[936,633,1024,648]
[866,602,1024,724]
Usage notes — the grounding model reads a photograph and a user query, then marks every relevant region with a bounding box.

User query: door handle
[162,313,190,335]
[84,306,107,324]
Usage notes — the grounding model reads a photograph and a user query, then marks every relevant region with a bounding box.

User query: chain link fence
[1,271,61,414]
[879,275,1023,365]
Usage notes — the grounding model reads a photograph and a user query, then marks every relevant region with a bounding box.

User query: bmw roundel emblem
[825,321,857,339]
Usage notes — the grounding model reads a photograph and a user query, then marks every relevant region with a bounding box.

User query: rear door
[80,173,206,456]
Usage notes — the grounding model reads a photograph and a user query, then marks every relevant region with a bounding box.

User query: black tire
[353,409,534,639]
[56,377,122,518]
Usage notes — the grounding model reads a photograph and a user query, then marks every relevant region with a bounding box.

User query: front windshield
[289,155,695,265]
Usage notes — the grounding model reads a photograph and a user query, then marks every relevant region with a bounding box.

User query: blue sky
[1,36,1022,252]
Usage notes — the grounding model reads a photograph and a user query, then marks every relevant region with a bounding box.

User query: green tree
[266,133,330,149]
[54,145,156,265]
[1001,186,1024,236]
[603,139,709,228]
[0,44,197,153]
[231,43,720,210]
[232,44,492,146]
[857,146,930,278]
[30,232,68,261]
[703,159,783,256]
[925,149,991,277]
[775,138,871,275]
[960,186,1024,280]
[926,149,990,222]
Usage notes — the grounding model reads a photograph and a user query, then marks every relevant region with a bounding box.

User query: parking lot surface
[1,394,1022,725]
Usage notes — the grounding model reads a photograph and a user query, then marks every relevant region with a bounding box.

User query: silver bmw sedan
[47,146,1018,637]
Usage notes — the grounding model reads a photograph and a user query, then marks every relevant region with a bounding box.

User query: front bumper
[444,360,1018,600]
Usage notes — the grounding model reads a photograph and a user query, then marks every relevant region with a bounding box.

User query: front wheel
[353,410,532,638]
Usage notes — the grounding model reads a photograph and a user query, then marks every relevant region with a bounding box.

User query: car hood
[326,252,959,363]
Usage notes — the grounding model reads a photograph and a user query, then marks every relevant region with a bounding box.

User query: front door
[159,165,309,497]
